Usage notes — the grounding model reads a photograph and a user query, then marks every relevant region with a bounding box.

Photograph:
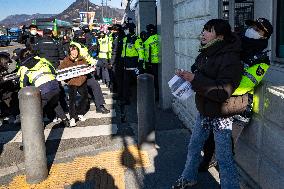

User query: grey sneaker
[172,177,197,189]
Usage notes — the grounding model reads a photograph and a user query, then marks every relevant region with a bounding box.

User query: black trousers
[122,69,137,102]
[42,88,66,120]
[87,77,105,107]
[146,63,159,100]
[68,82,88,119]
[113,63,124,99]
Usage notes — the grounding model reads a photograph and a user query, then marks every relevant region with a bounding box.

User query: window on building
[276,0,284,58]
[220,0,254,34]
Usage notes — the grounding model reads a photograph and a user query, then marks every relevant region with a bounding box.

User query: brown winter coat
[191,35,245,117]
[58,56,87,87]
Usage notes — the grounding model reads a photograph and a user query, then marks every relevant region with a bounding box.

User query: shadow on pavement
[70,167,118,189]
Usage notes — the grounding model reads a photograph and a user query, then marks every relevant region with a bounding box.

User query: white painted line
[4,124,118,143]
[84,109,116,119]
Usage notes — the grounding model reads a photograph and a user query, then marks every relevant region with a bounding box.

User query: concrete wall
[169,0,284,188]
[135,0,157,34]
[156,0,175,109]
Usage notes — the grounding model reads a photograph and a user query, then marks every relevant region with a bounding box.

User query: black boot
[96,105,110,114]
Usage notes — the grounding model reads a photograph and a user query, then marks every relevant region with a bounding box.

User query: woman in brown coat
[58,44,88,127]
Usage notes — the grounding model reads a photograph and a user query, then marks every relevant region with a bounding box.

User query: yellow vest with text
[121,35,144,61]
[144,34,160,64]
[232,63,270,95]
[18,57,56,88]
[98,36,109,59]
[70,41,97,65]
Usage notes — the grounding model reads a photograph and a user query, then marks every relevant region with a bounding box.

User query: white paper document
[168,75,194,100]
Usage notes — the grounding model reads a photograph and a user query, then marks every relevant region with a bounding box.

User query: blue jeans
[182,114,239,189]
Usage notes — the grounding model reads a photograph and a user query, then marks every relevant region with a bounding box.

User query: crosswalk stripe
[0,124,118,143]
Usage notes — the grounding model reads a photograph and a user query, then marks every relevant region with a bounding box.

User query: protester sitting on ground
[58,44,89,127]
[172,19,242,189]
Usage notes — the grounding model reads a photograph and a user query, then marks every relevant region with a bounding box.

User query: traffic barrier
[18,87,48,183]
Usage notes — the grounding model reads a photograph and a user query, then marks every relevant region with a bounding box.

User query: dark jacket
[109,32,124,65]
[191,36,243,117]
[58,56,87,87]
[24,33,41,49]
[33,36,65,68]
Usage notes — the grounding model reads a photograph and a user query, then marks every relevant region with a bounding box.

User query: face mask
[245,28,262,39]
[30,30,37,36]
[124,29,129,35]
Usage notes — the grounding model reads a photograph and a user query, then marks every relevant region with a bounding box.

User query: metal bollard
[137,74,156,148]
[18,87,48,184]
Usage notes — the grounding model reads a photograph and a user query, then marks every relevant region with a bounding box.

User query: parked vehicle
[7,27,22,42]
[0,35,11,46]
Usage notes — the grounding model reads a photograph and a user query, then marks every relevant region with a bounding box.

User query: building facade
[155,0,284,188]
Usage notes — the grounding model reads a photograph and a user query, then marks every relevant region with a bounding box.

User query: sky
[0,0,122,21]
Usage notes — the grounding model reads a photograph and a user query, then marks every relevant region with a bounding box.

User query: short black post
[18,87,48,184]
[137,74,156,148]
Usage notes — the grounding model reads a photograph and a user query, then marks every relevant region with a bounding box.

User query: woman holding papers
[172,19,242,189]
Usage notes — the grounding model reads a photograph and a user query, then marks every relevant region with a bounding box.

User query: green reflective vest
[98,36,109,59]
[121,35,144,61]
[108,33,113,59]
[233,62,270,96]
[70,41,97,65]
[18,57,56,88]
[144,34,160,64]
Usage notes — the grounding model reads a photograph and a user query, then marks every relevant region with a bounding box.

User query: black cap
[43,28,52,35]
[146,24,156,32]
[29,24,38,29]
[245,18,273,38]
[82,25,90,32]
[123,23,136,30]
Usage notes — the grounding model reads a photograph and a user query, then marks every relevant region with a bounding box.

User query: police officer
[121,23,144,105]
[97,31,111,86]
[109,24,124,96]
[17,48,70,127]
[33,29,65,69]
[144,24,160,101]
[199,18,273,172]
[22,24,41,49]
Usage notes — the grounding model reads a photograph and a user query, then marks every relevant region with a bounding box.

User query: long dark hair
[203,19,234,42]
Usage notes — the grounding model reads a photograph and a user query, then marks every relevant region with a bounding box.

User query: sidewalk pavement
[0,91,220,188]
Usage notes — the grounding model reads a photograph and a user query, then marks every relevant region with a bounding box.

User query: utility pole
[86,0,89,11]
[101,0,104,20]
